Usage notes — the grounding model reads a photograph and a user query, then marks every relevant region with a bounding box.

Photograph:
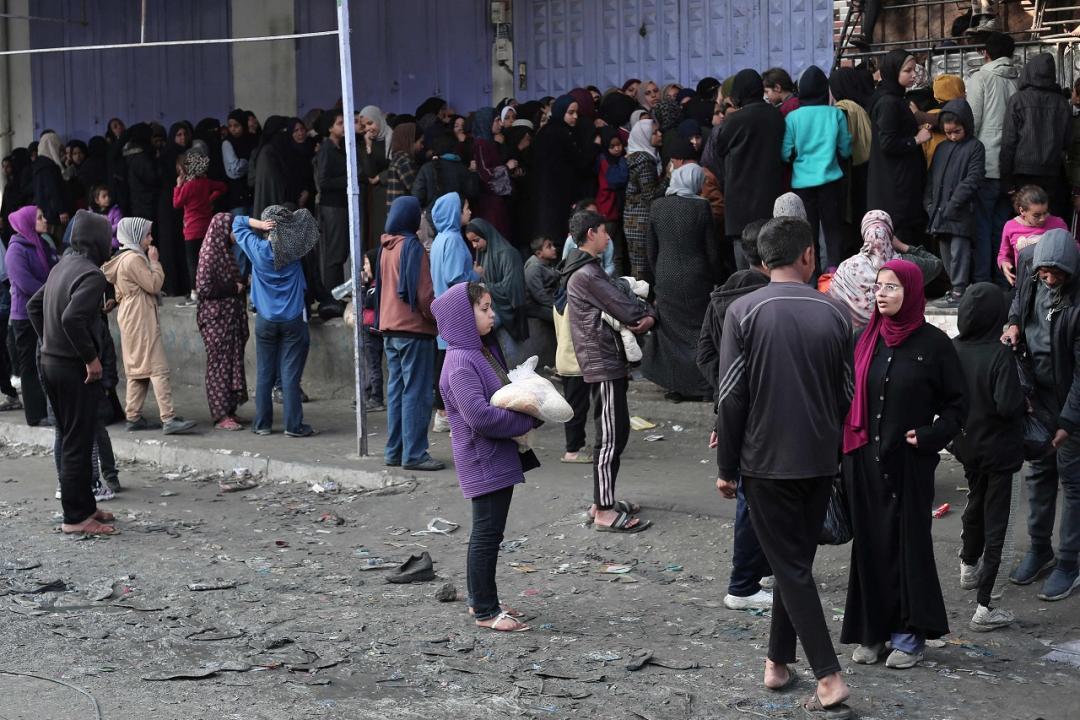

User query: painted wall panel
[29,0,233,141]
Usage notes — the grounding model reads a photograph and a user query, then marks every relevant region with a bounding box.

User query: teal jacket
[782,105,852,189]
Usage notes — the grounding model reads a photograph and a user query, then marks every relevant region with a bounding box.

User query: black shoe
[386,552,436,584]
[403,456,446,471]
[1010,549,1056,585]
[162,418,197,435]
[126,416,162,432]
[284,424,318,438]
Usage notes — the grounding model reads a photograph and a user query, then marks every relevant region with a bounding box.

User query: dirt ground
[0,424,1079,719]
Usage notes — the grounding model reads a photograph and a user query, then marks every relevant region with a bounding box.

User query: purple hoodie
[431,282,535,499]
[5,205,57,321]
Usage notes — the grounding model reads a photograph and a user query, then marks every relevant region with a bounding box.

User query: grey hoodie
[967,56,1020,179]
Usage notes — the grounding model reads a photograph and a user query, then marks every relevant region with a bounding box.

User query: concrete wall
[1,0,34,152]
[231,0,297,125]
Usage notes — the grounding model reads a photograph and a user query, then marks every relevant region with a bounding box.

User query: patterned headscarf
[773,192,807,221]
[828,210,898,331]
[261,205,318,270]
[117,216,153,263]
[196,213,239,296]
[183,152,210,178]
[652,99,682,132]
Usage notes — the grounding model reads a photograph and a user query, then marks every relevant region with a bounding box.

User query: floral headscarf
[828,210,898,331]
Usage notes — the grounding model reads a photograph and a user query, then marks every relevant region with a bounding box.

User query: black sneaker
[403,456,446,471]
[126,416,162,432]
[284,424,318,438]
[162,418,197,435]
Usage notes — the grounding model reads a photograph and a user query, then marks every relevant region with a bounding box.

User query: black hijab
[599,92,637,129]
[226,109,256,159]
[869,49,914,115]
[730,69,766,108]
[829,67,875,109]
[798,66,830,106]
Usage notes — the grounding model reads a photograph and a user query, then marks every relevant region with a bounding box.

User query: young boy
[925,99,985,307]
[562,210,655,532]
[524,236,559,324]
[952,283,1026,631]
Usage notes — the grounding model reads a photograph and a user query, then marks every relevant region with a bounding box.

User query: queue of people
[7,39,1080,720]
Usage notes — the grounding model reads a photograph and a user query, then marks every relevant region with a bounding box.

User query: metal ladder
[834,0,865,68]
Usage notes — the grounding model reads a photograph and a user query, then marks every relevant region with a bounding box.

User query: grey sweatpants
[938,234,972,292]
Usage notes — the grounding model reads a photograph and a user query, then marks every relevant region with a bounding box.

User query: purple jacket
[5,207,57,321]
[431,282,535,499]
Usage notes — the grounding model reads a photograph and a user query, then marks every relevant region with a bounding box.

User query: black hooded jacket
[696,268,770,406]
[1000,53,1072,184]
[951,283,1026,473]
[711,69,786,235]
[924,99,985,239]
[27,210,111,367]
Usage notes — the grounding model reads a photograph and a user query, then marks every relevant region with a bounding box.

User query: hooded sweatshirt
[968,55,1019,179]
[430,282,536,499]
[923,74,966,167]
[696,268,770,406]
[27,210,111,367]
[1000,54,1072,183]
[924,98,985,239]
[5,205,58,321]
[781,66,852,189]
[429,192,479,349]
[951,283,1025,473]
[378,197,436,338]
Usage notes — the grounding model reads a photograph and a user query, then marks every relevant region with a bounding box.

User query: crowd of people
[6,29,1080,719]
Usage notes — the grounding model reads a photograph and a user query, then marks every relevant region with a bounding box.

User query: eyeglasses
[871,282,903,296]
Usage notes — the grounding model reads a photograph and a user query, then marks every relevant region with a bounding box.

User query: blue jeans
[891,632,925,654]
[974,179,1010,283]
[384,335,435,465]
[728,478,773,596]
[254,314,310,434]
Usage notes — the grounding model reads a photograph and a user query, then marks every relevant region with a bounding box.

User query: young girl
[430,281,538,632]
[998,185,1070,285]
[90,184,123,249]
[595,128,628,227]
[172,152,228,305]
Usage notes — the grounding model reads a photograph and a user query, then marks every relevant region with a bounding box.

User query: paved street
[0,380,1078,719]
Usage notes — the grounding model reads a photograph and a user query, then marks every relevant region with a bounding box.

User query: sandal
[594,511,651,534]
[61,519,117,536]
[766,664,798,692]
[803,695,853,720]
[561,451,593,464]
[215,417,243,431]
[468,605,527,619]
[585,500,642,524]
[476,610,530,632]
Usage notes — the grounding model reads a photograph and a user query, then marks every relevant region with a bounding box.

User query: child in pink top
[998,184,1070,286]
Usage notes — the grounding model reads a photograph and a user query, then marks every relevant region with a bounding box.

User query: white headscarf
[359,105,392,157]
[666,163,706,199]
[500,106,516,123]
[117,216,153,263]
[629,109,648,129]
[38,132,64,167]
[627,119,658,159]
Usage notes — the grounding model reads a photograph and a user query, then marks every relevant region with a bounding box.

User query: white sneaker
[759,575,775,589]
[960,561,980,590]
[970,604,1015,632]
[723,589,773,611]
[93,484,115,502]
[885,648,924,669]
[852,642,885,665]
[432,412,450,433]
[54,485,61,500]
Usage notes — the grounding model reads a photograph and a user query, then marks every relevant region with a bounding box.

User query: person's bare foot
[764,659,792,689]
[816,672,850,707]
[61,517,116,535]
[475,612,530,632]
[593,507,641,530]
[92,509,115,523]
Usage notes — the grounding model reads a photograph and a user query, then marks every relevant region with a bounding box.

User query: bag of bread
[490,356,573,423]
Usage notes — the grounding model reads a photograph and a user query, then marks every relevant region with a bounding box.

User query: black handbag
[819,476,853,546]
[1015,354,1056,461]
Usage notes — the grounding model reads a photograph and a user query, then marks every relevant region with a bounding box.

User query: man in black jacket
[715,217,853,712]
[27,210,116,536]
[710,69,785,269]
[953,283,1026,630]
[1003,229,1080,600]
[1000,53,1072,216]
[697,219,772,611]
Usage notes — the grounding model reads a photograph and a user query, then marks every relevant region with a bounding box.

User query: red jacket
[173,177,228,241]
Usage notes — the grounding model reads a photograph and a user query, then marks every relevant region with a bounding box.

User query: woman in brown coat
[102,217,195,434]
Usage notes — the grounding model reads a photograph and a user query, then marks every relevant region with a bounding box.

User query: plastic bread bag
[491,356,574,423]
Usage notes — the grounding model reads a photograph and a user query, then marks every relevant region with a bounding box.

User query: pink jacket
[998,215,1070,267]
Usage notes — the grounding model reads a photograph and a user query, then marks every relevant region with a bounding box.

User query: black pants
[743,475,841,679]
[961,469,1016,607]
[12,319,47,425]
[52,395,117,489]
[433,348,446,411]
[42,361,100,525]
[185,238,202,296]
[0,315,16,396]
[319,205,350,290]
[562,375,590,453]
[592,377,630,509]
[796,180,845,271]
[468,485,514,620]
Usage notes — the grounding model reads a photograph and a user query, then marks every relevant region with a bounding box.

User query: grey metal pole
[336,0,368,456]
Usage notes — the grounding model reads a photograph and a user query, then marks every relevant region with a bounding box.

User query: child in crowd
[596,130,628,227]
[173,152,228,306]
[524,236,559,324]
[762,67,799,116]
[952,283,1026,632]
[998,185,1069,286]
[89,184,123,249]
[925,99,985,307]
[361,250,384,411]
[562,198,615,276]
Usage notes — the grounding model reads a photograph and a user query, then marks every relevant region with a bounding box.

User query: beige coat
[102,251,168,378]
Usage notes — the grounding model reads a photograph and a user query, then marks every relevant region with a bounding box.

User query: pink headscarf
[7,205,49,272]
[843,258,926,454]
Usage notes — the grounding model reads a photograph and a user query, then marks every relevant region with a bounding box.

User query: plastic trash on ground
[491,356,573,423]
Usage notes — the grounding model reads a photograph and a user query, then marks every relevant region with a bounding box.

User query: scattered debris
[630,416,657,430]
[411,517,459,536]
[187,580,240,592]
[435,582,458,602]
[643,434,665,442]
[385,552,436,584]
[501,537,529,553]
[1042,640,1080,669]
[318,512,345,526]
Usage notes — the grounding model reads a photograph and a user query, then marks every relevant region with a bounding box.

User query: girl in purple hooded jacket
[431,281,538,632]
[5,204,58,425]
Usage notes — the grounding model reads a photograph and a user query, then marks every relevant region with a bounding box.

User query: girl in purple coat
[431,281,538,632]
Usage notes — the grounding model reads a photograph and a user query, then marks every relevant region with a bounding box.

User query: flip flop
[594,511,651,534]
[766,666,798,692]
[477,611,530,632]
[92,509,115,523]
[560,452,594,464]
[803,695,853,720]
[61,519,117,536]
[586,500,642,523]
